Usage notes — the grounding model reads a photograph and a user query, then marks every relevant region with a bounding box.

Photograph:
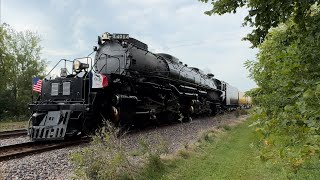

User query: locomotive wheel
[182,116,192,123]
[181,112,192,122]
[82,116,101,136]
[158,111,180,123]
[110,106,120,125]
[211,104,221,116]
[82,118,90,136]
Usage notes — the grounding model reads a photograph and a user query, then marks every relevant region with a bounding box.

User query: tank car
[238,91,252,108]
[28,32,237,141]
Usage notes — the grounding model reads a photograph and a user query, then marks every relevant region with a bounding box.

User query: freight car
[28,32,247,141]
[238,92,252,109]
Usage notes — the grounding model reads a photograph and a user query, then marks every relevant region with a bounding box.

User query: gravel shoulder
[0,113,247,179]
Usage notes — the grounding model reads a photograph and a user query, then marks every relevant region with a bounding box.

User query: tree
[200,0,320,173]
[0,24,45,119]
[245,5,320,172]
[200,0,320,47]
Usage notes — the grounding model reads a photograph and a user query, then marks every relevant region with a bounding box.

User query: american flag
[33,77,42,93]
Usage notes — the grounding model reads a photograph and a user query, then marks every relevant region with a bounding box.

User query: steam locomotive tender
[28,32,240,141]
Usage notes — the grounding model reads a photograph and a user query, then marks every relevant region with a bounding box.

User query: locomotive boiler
[28,32,242,141]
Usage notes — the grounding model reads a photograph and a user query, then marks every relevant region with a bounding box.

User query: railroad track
[0,138,90,162]
[0,129,27,139]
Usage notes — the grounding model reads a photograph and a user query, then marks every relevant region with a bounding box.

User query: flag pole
[31,76,34,103]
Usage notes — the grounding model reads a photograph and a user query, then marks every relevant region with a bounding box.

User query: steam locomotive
[28,32,250,141]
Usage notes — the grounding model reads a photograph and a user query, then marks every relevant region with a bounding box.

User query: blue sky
[2,0,257,91]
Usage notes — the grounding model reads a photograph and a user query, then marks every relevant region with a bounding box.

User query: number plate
[112,34,129,40]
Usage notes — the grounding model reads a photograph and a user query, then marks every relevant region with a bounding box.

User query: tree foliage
[200,0,320,172]
[200,0,320,47]
[245,5,320,172]
[0,24,45,119]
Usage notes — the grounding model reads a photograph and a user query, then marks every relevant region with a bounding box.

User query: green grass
[0,121,28,131]
[141,120,320,180]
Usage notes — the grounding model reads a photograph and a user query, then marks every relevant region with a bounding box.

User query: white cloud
[49,0,74,10]
[42,49,75,57]
[2,0,257,91]
[70,10,94,51]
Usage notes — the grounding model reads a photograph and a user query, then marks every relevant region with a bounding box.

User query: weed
[135,136,169,179]
[138,136,169,167]
[183,142,189,149]
[218,124,231,131]
[239,109,248,115]
[71,121,170,180]
[0,169,3,180]
[199,130,217,144]
[204,133,213,142]
[177,149,191,159]
[70,121,136,180]
[234,109,248,118]
[234,109,240,117]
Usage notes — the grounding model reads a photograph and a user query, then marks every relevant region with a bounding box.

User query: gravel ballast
[0,113,247,179]
[0,136,30,147]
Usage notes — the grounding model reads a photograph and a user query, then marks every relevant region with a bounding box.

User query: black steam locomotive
[28,32,242,141]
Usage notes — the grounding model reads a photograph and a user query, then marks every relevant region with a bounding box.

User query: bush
[70,122,135,180]
[71,122,169,180]
[246,5,320,172]
[136,136,169,179]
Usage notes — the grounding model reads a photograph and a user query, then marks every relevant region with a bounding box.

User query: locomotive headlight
[73,60,81,71]
[73,60,89,72]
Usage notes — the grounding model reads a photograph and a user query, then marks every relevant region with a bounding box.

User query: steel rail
[0,138,90,162]
[0,129,27,139]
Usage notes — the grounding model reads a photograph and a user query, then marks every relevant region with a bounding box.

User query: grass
[0,120,28,131]
[140,119,320,180]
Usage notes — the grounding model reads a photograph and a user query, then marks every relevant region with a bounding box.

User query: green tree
[0,24,45,119]
[200,0,320,47]
[200,0,320,173]
[246,6,320,172]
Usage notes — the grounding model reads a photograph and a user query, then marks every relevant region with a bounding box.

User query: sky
[1,0,257,91]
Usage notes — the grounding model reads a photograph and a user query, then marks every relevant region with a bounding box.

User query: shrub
[246,5,320,172]
[71,122,169,180]
[138,136,169,170]
[70,122,135,180]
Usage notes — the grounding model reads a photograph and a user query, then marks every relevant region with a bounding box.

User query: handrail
[44,56,95,105]
[46,59,73,77]
[80,56,93,105]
